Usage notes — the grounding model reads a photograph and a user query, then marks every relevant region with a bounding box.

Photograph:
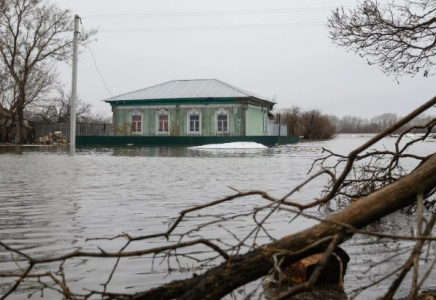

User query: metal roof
[104,79,272,103]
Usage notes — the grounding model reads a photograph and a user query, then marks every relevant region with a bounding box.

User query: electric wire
[85,6,334,34]
[100,21,326,33]
[83,6,346,19]
[80,19,113,97]
[77,8,330,93]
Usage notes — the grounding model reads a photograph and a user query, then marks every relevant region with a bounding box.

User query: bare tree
[24,87,108,124]
[281,105,303,136]
[328,0,436,78]
[4,98,436,300]
[1,96,436,300]
[279,106,336,139]
[0,64,14,142]
[4,1,436,298]
[326,113,341,132]
[301,109,336,140]
[371,113,399,131]
[0,0,95,143]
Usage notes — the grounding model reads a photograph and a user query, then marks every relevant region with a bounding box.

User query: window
[189,115,200,132]
[217,114,228,132]
[158,115,169,133]
[156,110,170,135]
[131,115,142,134]
[187,109,201,135]
[215,108,229,134]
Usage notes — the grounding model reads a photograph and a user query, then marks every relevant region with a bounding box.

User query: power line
[100,22,326,33]
[83,6,345,19]
[80,19,113,97]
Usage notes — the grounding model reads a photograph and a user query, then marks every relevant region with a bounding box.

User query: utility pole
[70,15,80,150]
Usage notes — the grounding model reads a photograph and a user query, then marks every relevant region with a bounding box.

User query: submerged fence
[76,135,299,146]
[267,124,288,136]
[34,123,113,140]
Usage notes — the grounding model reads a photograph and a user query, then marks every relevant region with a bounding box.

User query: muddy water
[0,135,435,299]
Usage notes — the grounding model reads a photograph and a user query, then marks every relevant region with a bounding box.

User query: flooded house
[104,79,275,136]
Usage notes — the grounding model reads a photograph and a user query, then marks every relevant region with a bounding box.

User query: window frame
[130,110,143,135]
[187,109,201,135]
[156,109,170,135]
[215,108,229,134]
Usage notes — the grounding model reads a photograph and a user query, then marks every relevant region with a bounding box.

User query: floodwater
[0,134,435,299]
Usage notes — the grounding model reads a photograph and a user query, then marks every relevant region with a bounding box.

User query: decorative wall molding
[247,104,264,110]
[116,104,241,110]
[156,109,169,116]
[129,109,142,116]
[187,108,201,116]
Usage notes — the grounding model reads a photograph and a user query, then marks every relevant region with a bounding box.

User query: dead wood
[128,152,436,300]
[2,96,436,300]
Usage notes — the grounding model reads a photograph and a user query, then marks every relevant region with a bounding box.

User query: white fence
[267,124,288,136]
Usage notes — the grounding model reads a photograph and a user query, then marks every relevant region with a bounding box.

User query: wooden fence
[34,123,113,140]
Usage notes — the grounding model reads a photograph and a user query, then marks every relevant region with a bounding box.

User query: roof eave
[105,96,276,109]
[237,96,276,108]
[105,96,244,103]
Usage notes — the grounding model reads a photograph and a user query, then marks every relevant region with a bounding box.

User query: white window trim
[130,109,143,135]
[155,109,170,135]
[187,108,201,135]
[215,108,229,134]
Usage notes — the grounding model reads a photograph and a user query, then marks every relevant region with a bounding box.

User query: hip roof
[104,79,273,104]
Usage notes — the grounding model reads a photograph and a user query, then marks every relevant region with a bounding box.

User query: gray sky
[55,0,436,119]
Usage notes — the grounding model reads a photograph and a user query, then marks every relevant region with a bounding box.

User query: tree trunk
[14,88,26,144]
[15,110,22,144]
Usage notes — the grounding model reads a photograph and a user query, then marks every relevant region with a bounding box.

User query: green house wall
[111,100,270,137]
[245,106,267,136]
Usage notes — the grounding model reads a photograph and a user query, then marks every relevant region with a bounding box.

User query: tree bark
[14,88,26,144]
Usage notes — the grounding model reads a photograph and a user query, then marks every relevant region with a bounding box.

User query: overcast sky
[55,0,436,119]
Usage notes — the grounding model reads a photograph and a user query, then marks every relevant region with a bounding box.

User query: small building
[105,79,275,137]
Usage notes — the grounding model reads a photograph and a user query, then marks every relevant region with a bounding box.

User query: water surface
[0,135,435,299]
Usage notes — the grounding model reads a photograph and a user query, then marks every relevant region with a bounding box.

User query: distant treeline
[325,113,436,134]
[276,107,435,138]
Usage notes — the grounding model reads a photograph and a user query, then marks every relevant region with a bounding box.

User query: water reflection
[0,145,24,155]
[0,145,69,155]
[82,146,275,158]
[0,143,329,158]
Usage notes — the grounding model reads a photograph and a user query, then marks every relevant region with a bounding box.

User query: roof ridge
[214,79,270,100]
[213,79,251,97]
[104,79,176,101]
